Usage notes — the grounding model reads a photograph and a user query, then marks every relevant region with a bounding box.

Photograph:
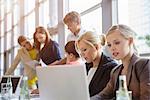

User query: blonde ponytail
[100,34,106,46]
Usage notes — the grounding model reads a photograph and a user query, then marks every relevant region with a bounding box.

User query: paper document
[39,59,47,67]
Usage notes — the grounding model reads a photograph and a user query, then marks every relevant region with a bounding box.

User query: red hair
[33,26,51,51]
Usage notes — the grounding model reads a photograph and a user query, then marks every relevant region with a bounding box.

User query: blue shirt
[39,39,62,65]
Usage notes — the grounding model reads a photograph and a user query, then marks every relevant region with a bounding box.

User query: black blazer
[86,53,118,97]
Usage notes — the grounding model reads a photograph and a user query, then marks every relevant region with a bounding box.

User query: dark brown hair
[65,41,79,58]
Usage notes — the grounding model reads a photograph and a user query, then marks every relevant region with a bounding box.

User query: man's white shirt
[67,28,86,42]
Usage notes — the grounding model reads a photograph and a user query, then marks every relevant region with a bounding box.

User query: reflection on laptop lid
[0,75,22,94]
[36,64,90,100]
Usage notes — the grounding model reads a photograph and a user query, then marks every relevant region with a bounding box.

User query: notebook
[36,64,90,100]
[0,75,22,95]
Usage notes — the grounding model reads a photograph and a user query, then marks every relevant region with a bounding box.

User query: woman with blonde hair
[91,24,150,100]
[76,31,118,97]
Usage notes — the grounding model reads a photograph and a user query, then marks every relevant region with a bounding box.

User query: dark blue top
[39,39,62,65]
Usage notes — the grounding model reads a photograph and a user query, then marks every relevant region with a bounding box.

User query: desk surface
[0,94,40,100]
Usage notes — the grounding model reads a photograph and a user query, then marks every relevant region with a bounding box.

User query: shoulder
[102,53,118,67]
[51,40,60,47]
[18,47,26,53]
[67,33,74,41]
[110,64,122,75]
[79,28,86,35]
[47,39,59,46]
[134,57,150,73]
[131,54,149,69]
[135,58,149,65]
[67,33,73,37]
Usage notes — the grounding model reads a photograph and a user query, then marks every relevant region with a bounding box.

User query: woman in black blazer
[86,53,117,97]
[76,31,118,97]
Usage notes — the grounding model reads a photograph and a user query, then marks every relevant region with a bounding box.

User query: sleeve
[90,68,117,100]
[53,41,62,60]
[98,76,115,99]
[67,36,70,42]
[139,59,150,100]
[5,50,21,75]
[90,94,102,100]
[67,33,72,42]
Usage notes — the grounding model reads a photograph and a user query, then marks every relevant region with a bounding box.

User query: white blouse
[87,67,98,84]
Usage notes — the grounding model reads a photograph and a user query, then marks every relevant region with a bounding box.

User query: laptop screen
[0,76,22,93]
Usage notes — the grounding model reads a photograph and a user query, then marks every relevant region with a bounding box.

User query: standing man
[63,11,86,42]
[49,11,86,65]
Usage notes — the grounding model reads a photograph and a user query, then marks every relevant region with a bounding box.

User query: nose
[110,45,116,52]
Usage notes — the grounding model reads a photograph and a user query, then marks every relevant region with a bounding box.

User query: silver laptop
[36,64,90,100]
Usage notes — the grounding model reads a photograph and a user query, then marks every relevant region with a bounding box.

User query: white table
[0,94,40,100]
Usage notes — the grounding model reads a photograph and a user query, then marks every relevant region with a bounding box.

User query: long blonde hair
[76,31,106,52]
[106,24,138,55]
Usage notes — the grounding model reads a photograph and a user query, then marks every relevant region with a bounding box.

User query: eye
[114,41,120,45]
[83,49,87,52]
[83,49,86,51]
[22,44,26,47]
[26,41,30,44]
[107,43,111,48]
[80,48,87,53]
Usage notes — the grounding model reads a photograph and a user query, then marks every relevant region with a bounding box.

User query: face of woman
[35,32,46,43]
[66,52,74,63]
[106,30,131,60]
[78,40,98,63]
[20,40,32,50]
